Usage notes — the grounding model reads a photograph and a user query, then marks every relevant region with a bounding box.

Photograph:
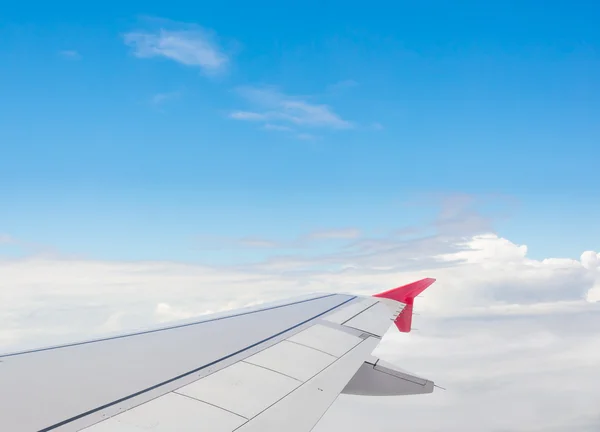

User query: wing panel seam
[341,301,380,325]
[231,337,370,432]
[285,339,339,358]
[241,360,303,383]
[172,391,250,420]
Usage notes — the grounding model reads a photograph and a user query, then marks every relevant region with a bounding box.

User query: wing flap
[342,358,434,396]
[175,361,299,419]
[234,336,380,432]
[81,322,378,432]
[244,340,336,382]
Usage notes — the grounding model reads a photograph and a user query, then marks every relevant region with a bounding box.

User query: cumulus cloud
[155,303,197,322]
[229,86,353,133]
[1,206,599,431]
[124,20,228,74]
[581,251,600,270]
[582,251,600,302]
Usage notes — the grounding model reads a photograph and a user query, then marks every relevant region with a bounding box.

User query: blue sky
[1,1,599,263]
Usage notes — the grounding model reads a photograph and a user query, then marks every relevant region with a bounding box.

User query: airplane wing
[0,278,436,432]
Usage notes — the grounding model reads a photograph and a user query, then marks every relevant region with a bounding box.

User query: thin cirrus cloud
[59,50,81,59]
[122,21,365,136]
[229,86,353,133]
[151,91,181,106]
[326,79,358,94]
[230,111,267,121]
[0,234,14,244]
[194,227,363,253]
[307,228,362,240]
[262,124,293,132]
[296,133,317,141]
[123,22,228,74]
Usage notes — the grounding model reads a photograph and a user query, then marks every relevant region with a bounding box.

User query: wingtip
[373,278,436,333]
[373,277,436,304]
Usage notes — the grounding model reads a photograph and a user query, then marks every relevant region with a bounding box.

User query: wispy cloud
[195,226,364,252]
[238,237,280,248]
[151,91,181,106]
[307,228,362,240]
[296,133,318,141]
[124,20,228,74]
[230,111,267,121]
[327,79,358,93]
[59,50,81,60]
[0,234,14,244]
[262,123,293,132]
[229,86,353,133]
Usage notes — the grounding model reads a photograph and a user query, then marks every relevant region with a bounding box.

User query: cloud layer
[1,208,599,431]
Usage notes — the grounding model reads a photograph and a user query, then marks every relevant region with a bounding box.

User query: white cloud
[581,250,600,270]
[0,234,14,244]
[229,111,268,121]
[296,133,318,140]
[238,237,280,248]
[308,228,362,240]
[582,251,600,302]
[151,90,181,106]
[155,302,196,322]
[229,86,353,131]
[124,23,228,74]
[587,282,600,302]
[1,223,599,431]
[263,123,293,132]
[194,228,364,252]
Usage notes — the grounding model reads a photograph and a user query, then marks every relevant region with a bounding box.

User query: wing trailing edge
[342,357,434,396]
[373,278,436,333]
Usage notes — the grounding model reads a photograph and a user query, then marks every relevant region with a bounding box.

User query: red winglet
[373,278,436,333]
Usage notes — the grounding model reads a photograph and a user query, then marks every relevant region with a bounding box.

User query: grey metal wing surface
[0,279,436,432]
